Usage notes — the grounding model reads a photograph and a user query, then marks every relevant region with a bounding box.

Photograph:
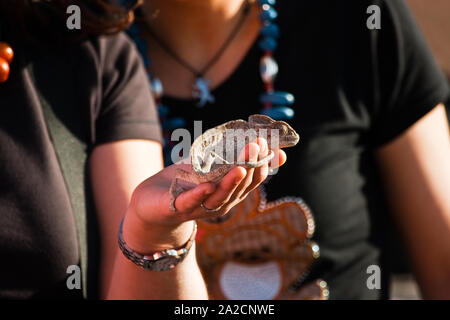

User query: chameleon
[169,114,300,212]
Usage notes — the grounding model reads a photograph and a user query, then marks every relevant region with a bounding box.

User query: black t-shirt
[158,0,449,299]
[0,15,162,298]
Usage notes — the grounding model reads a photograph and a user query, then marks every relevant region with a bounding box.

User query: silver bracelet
[118,218,197,271]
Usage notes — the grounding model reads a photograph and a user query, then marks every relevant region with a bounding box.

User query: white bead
[260,55,278,83]
[151,77,163,98]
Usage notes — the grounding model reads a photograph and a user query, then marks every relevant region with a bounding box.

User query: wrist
[121,207,196,254]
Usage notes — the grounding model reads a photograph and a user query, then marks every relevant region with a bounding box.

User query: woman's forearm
[106,213,208,300]
[106,243,208,300]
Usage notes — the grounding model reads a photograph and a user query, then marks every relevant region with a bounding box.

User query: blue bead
[259,37,277,51]
[261,107,295,120]
[260,7,278,21]
[260,24,280,38]
[162,117,186,130]
[259,0,276,5]
[157,105,169,117]
[260,91,295,105]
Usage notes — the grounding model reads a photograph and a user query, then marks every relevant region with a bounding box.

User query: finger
[269,149,287,169]
[200,166,247,211]
[248,140,261,162]
[194,141,269,218]
[236,141,260,164]
[241,138,270,195]
[224,143,260,204]
[171,182,216,213]
[256,137,269,158]
[193,142,259,219]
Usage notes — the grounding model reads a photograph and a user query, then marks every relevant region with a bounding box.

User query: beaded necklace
[124,0,294,166]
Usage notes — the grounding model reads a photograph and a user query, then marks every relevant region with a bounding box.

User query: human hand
[122,138,286,253]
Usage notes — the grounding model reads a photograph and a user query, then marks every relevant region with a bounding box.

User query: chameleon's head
[249,114,300,149]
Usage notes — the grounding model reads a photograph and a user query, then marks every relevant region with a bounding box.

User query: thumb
[170,182,216,214]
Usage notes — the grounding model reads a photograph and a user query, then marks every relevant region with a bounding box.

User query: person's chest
[159,0,383,243]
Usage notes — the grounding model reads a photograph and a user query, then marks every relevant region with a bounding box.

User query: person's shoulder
[78,32,139,68]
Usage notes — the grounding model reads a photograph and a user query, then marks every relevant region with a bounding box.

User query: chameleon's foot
[169,177,186,212]
[244,150,275,168]
[169,168,203,212]
[169,186,185,212]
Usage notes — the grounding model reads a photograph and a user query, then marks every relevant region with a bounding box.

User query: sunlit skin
[91,0,450,299]
[141,0,262,99]
[376,105,450,299]
[92,137,286,299]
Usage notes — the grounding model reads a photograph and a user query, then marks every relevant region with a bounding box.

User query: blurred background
[389,0,450,300]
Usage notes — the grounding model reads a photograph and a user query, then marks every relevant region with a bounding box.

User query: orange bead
[0,42,14,64]
[0,57,10,83]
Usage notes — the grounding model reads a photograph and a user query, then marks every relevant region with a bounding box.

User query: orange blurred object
[0,42,14,64]
[0,57,10,83]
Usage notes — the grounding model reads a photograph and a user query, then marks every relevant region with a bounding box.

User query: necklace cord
[142,0,251,78]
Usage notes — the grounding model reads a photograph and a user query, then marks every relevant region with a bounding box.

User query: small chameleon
[169,114,300,212]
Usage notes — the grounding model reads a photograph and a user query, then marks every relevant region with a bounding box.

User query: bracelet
[118,218,197,271]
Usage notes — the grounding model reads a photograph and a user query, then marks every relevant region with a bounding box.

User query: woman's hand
[122,138,287,253]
